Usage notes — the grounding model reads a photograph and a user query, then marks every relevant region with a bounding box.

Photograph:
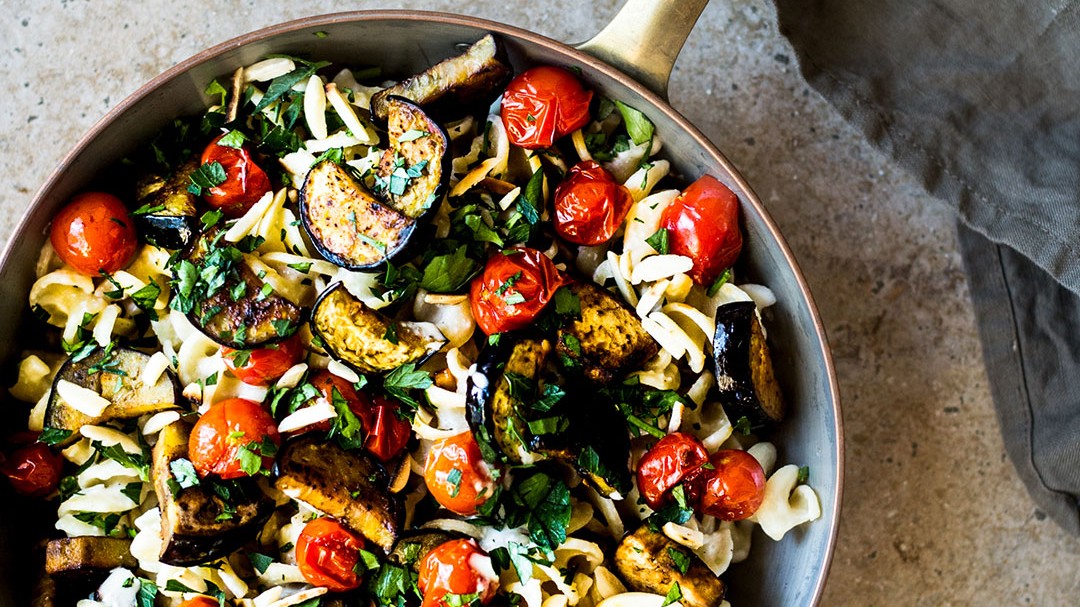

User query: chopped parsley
[646,227,670,255]
[187,160,227,196]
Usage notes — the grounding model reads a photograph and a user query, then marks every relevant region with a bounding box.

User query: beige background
[2,0,1078,604]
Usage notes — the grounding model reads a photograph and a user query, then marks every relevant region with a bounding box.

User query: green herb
[95,442,151,482]
[420,246,480,293]
[444,593,482,607]
[313,147,345,166]
[254,60,331,112]
[38,427,73,446]
[217,129,248,148]
[646,228,670,255]
[533,384,565,413]
[553,287,580,318]
[131,202,167,217]
[272,319,294,337]
[329,386,365,450]
[662,582,683,607]
[503,292,526,305]
[526,416,568,435]
[130,280,161,318]
[187,161,227,196]
[384,321,399,345]
[136,578,157,607]
[357,548,381,572]
[121,482,143,504]
[230,349,252,368]
[707,268,733,297]
[615,101,656,146]
[314,30,329,39]
[170,458,201,489]
[383,363,433,410]
[798,465,810,484]
[496,271,523,297]
[488,333,501,346]
[73,511,123,536]
[164,580,198,593]
[100,271,126,299]
[516,168,544,225]
[201,209,225,230]
[446,467,463,498]
[667,547,692,574]
[734,415,752,435]
[205,79,228,107]
[510,471,573,551]
[368,562,420,607]
[398,129,428,142]
[288,261,313,273]
[248,552,274,574]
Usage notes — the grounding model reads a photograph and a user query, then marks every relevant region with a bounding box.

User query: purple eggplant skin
[712,300,786,429]
[466,333,541,464]
[133,158,200,250]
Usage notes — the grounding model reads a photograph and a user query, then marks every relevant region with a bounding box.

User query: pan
[0,1,842,604]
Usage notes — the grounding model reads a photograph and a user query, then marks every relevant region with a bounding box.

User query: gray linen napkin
[773,0,1080,533]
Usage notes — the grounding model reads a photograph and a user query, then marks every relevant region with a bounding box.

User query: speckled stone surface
[2,0,1078,604]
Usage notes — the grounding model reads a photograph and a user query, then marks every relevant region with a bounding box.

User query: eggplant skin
[43,347,182,446]
[152,421,273,566]
[301,160,417,271]
[134,158,200,250]
[44,537,136,579]
[370,34,512,124]
[713,301,785,428]
[614,526,726,607]
[388,529,458,572]
[375,96,450,221]
[275,436,403,552]
[183,229,305,349]
[557,282,659,384]
[311,283,446,374]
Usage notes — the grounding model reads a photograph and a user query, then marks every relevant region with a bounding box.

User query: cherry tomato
[659,175,743,285]
[200,134,272,217]
[222,333,305,386]
[553,161,633,245]
[698,449,766,521]
[424,432,495,516]
[418,539,498,607]
[501,66,593,149]
[469,248,569,335]
[0,442,64,497]
[188,398,280,479]
[296,517,367,592]
[636,432,709,510]
[178,598,220,607]
[49,192,138,276]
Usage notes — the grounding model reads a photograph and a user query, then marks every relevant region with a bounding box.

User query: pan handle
[576,0,710,99]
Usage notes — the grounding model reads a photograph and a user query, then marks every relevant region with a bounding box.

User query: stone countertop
[2,0,1077,604]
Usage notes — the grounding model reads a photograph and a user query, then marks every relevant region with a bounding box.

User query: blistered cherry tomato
[222,333,305,386]
[0,442,64,497]
[418,539,498,607]
[200,134,272,217]
[501,66,593,149]
[699,449,766,521]
[49,192,138,276]
[553,161,633,245]
[636,432,709,509]
[424,432,495,516]
[188,398,280,479]
[296,517,367,592]
[291,371,411,462]
[178,598,220,607]
[659,175,743,285]
[469,248,568,335]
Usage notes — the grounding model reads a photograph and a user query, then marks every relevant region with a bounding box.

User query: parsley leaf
[136,578,157,607]
[329,386,365,450]
[662,582,683,607]
[37,427,73,446]
[707,267,733,297]
[216,129,248,148]
[187,161,227,196]
[420,246,480,293]
[248,552,274,575]
[667,547,692,574]
[646,228,670,255]
[615,100,656,146]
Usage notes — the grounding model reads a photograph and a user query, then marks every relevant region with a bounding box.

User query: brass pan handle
[577,0,711,99]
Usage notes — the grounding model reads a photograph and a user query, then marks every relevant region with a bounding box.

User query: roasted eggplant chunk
[301,160,417,270]
[44,537,137,579]
[388,529,458,572]
[713,301,785,428]
[276,436,403,552]
[153,421,272,566]
[311,283,446,374]
[370,34,512,123]
[43,347,181,446]
[557,282,659,384]
[467,335,632,496]
[180,228,304,348]
[614,526,726,607]
[134,159,200,249]
[374,96,450,220]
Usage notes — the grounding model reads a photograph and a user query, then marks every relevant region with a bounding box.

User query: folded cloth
[773,0,1080,533]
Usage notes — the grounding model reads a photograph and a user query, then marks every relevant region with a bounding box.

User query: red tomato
[296,517,367,592]
[659,175,743,285]
[699,449,766,521]
[188,398,280,479]
[200,134,272,217]
[469,248,568,335]
[178,598,220,607]
[636,432,709,509]
[222,334,305,386]
[553,161,633,245]
[0,442,63,497]
[49,192,138,276]
[418,539,498,607]
[424,432,495,516]
[501,66,593,149]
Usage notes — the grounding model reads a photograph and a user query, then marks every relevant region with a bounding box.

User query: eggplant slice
[311,283,446,374]
[713,301,785,428]
[388,529,459,572]
[614,526,726,607]
[133,158,200,250]
[275,436,403,552]
[44,537,137,579]
[557,282,659,384]
[43,347,182,446]
[181,228,305,348]
[301,160,417,270]
[152,420,272,566]
[370,34,512,123]
[374,96,451,220]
